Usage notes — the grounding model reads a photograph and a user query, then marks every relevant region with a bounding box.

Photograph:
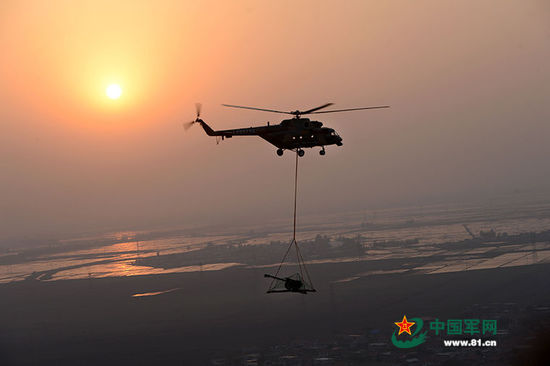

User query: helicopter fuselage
[198,117,342,155]
[187,102,388,156]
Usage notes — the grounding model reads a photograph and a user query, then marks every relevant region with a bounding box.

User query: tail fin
[198,120,217,136]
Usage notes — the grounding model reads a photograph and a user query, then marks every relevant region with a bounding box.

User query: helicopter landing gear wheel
[319,148,326,156]
[277,148,284,156]
[297,149,305,157]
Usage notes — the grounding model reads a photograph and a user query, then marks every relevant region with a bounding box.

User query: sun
[106,84,122,99]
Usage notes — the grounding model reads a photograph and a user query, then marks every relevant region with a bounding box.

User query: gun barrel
[264,274,284,281]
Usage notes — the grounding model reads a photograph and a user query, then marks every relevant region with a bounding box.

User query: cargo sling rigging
[265,151,316,294]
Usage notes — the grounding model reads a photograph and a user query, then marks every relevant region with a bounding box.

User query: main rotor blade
[310,105,390,114]
[222,104,290,114]
[300,103,334,115]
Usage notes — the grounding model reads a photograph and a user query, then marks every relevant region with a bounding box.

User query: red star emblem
[394,315,415,335]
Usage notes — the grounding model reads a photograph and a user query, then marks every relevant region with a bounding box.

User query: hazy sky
[1,0,549,241]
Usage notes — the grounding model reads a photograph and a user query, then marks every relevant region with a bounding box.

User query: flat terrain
[1,256,550,365]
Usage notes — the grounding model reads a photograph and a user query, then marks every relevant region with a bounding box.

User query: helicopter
[184,103,389,156]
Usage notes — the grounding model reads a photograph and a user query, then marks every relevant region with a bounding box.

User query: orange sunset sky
[1,1,549,240]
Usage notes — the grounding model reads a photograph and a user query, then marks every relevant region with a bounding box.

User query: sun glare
[106,84,122,99]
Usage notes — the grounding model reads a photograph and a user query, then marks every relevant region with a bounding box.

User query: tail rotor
[183,103,203,131]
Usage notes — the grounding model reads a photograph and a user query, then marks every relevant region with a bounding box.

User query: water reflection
[3,200,550,283]
[48,261,242,281]
[132,288,180,297]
